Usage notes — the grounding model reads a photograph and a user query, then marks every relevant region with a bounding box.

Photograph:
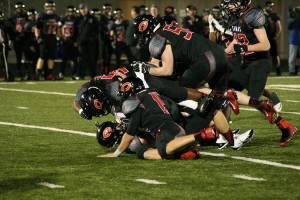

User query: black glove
[79,109,92,120]
[197,91,215,116]
[131,61,150,74]
[234,44,248,54]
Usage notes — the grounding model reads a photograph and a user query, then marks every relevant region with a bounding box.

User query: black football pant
[13,39,26,77]
[114,42,133,68]
[78,43,97,79]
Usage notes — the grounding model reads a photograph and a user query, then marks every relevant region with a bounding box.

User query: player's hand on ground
[97,153,117,158]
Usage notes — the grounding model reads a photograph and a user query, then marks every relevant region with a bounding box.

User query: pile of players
[72,0,298,160]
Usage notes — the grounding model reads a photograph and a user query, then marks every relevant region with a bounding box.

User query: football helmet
[113,8,123,18]
[79,87,110,117]
[119,77,145,99]
[164,6,176,16]
[158,16,178,26]
[66,5,76,13]
[90,8,101,16]
[133,14,158,47]
[264,1,274,13]
[27,9,37,16]
[139,5,148,14]
[96,121,123,148]
[15,2,25,9]
[222,0,251,16]
[0,12,4,21]
[44,0,55,14]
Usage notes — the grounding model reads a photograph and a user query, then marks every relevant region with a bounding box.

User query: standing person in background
[139,5,148,15]
[35,0,60,80]
[8,2,27,80]
[57,5,78,80]
[77,3,99,80]
[163,6,177,22]
[150,4,160,21]
[110,8,133,68]
[101,3,114,74]
[264,1,282,76]
[182,5,204,35]
[0,11,14,82]
[23,9,39,80]
[201,8,211,38]
[126,6,140,61]
[287,5,300,76]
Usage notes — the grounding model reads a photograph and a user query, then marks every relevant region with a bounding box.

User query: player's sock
[275,116,282,124]
[263,89,271,97]
[248,97,260,109]
[223,129,234,146]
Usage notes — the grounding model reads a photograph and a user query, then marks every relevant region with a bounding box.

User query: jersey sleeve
[243,8,266,29]
[149,34,167,59]
[126,108,142,136]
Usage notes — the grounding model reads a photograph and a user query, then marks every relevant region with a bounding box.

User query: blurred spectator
[23,8,39,80]
[150,4,160,21]
[110,8,133,68]
[160,6,178,26]
[140,5,148,15]
[0,11,14,81]
[182,5,204,35]
[126,6,140,61]
[35,0,60,80]
[8,2,27,80]
[264,1,282,76]
[100,3,114,73]
[288,5,300,76]
[57,5,78,80]
[77,3,99,79]
[201,8,210,38]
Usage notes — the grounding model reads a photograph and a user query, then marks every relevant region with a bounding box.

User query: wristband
[113,149,121,157]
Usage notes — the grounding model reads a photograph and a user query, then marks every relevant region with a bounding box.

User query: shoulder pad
[122,96,141,116]
[149,34,167,59]
[243,8,265,29]
[105,81,123,104]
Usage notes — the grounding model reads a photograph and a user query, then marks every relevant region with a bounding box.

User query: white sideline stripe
[0,81,82,85]
[1,121,300,171]
[202,152,300,171]
[0,122,95,137]
[268,76,300,79]
[233,174,266,181]
[38,182,65,189]
[136,179,166,185]
[285,100,300,103]
[240,107,300,116]
[267,84,300,88]
[17,107,29,109]
[265,87,300,92]
[0,87,74,96]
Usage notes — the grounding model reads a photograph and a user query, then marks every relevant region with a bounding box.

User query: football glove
[234,44,248,54]
[79,108,92,120]
[131,61,150,74]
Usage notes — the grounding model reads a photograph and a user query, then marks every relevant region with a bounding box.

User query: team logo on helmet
[138,21,148,32]
[94,99,103,110]
[121,82,132,92]
[103,127,112,139]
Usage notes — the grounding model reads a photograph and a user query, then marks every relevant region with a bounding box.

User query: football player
[35,0,61,80]
[221,0,297,146]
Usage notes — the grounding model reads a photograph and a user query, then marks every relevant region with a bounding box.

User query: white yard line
[232,174,266,181]
[285,100,300,103]
[268,76,300,79]
[16,107,29,109]
[240,107,300,115]
[38,182,65,189]
[0,81,82,85]
[136,179,166,185]
[1,121,300,171]
[0,87,74,96]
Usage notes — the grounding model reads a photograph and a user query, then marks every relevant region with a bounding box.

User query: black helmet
[27,9,37,16]
[66,5,76,12]
[119,77,145,99]
[113,8,123,15]
[79,87,110,117]
[103,3,112,10]
[44,0,55,8]
[186,5,197,13]
[222,0,251,16]
[0,12,4,20]
[133,14,158,47]
[15,2,25,9]
[90,8,101,15]
[96,121,123,148]
[165,6,176,16]
[139,5,148,14]
[158,16,178,26]
[264,1,274,13]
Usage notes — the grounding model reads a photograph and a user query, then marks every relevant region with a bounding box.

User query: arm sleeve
[126,108,142,136]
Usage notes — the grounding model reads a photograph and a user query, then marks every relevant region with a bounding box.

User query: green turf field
[0,76,299,200]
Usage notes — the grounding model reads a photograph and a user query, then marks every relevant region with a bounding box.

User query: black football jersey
[8,12,27,38]
[111,20,129,43]
[61,16,77,41]
[125,90,172,137]
[154,24,218,64]
[265,13,280,38]
[227,7,269,58]
[36,12,60,37]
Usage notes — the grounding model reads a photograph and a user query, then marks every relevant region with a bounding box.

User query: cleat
[277,120,298,147]
[268,92,282,112]
[46,74,55,80]
[231,129,254,150]
[224,89,239,115]
[261,100,278,124]
[180,148,201,160]
[72,75,80,80]
[216,134,228,150]
[56,73,64,80]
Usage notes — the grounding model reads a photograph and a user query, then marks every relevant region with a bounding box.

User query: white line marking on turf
[38,182,65,189]
[240,107,300,115]
[136,179,166,185]
[0,81,81,85]
[233,174,266,181]
[202,152,300,171]
[267,84,300,88]
[1,121,300,171]
[268,76,300,79]
[285,100,300,103]
[16,107,29,109]
[0,87,74,96]
[0,122,95,137]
